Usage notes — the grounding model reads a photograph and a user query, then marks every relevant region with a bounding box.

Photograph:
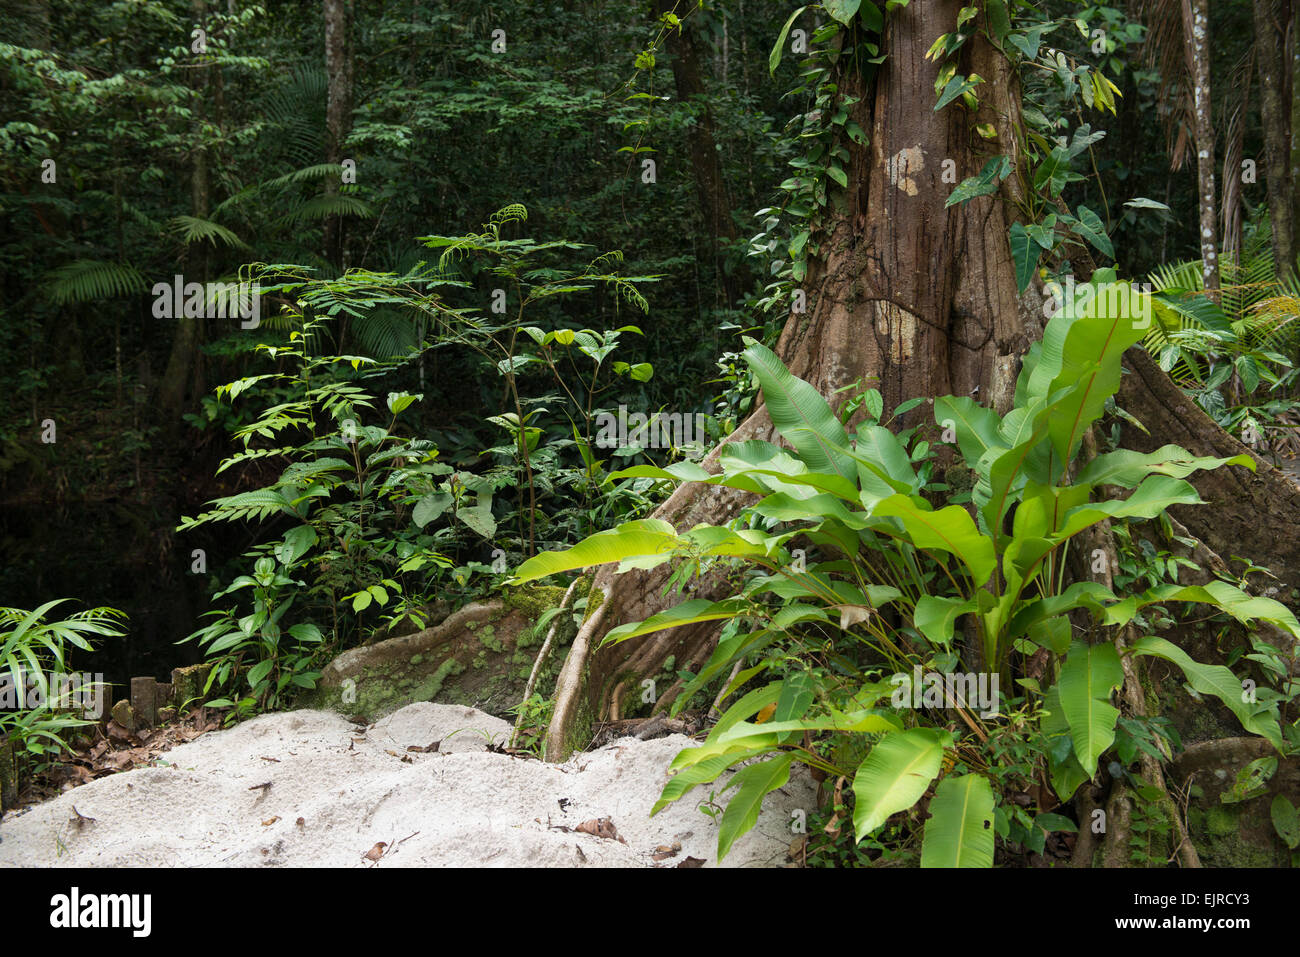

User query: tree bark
[324,0,354,269]
[1184,0,1219,291]
[158,0,210,419]
[1116,345,1300,592]
[1290,5,1300,267]
[1254,0,1294,277]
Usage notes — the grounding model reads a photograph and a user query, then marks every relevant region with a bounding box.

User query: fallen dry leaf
[651,841,682,862]
[822,775,848,838]
[575,817,626,844]
[677,856,706,868]
[261,816,280,827]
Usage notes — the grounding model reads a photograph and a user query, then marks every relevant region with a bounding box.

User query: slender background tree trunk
[1184,0,1219,291]
[324,0,354,269]
[1254,0,1294,277]
[654,0,745,309]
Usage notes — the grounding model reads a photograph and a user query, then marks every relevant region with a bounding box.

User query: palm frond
[46,259,148,304]
[350,308,424,359]
[169,214,250,250]
[272,194,374,228]
[260,66,327,168]
[1137,0,1195,170]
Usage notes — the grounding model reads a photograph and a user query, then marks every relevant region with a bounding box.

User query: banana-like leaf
[914,595,977,647]
[738,467,862,503]
[612,462,713,483]
[1074,444,1255,488]
[980,395,1058,540]
[1005,581,1115,640]
[1042,683,1091,800]
[751,491,872,530]
[850,425,919,497]
[1129,636,1283,748]
[741,338,855,480]
[1054,474,1201,541]
[651,744,772,815]
[1057,640,1123,776]
[717,710,901,746]
[920,774,996,868]
[934,395,1004,467]
[1027,281,1150,464]
[510,519,680,582]
[1104,580,1300,642]
[717,753,798,860]
[603,598,749,646]
[872,495,997,587]
[681,525,779,559]
[693,683,786,749]
[852,728,951,840]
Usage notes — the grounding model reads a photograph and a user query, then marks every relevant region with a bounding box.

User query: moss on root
[1188,801,1290,867]
[310,582,587,722]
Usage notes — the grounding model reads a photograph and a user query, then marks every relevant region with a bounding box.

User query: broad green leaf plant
[514,276,1300,865]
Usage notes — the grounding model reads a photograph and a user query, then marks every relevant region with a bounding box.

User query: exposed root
[511,578,580,749]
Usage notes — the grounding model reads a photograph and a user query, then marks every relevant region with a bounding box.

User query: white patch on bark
[886,146,925,196]
[875,301,918,363]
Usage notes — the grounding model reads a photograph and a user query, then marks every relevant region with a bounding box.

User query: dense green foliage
[515,281,1300,863]
[3,0,1300,867]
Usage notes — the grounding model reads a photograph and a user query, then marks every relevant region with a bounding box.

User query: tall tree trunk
[1290,7,1300,268]
[1254,1,1294,276]
[159,0,210,419]
[1184,0,1219,291]
[324,0,354,269]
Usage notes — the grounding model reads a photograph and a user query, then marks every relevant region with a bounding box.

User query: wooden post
[170,663,213,710]
[130,677,158,729]
[96,682,114,727]
[0,734,17,814]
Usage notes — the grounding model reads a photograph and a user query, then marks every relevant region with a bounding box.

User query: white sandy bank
[0,703,814,867]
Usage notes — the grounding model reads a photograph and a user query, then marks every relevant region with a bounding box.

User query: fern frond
[490,204,528,227]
